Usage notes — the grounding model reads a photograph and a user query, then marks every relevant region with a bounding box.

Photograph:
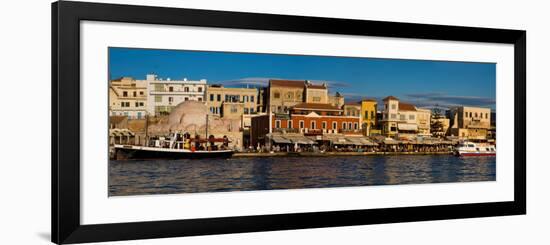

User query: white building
[145,74,207,115]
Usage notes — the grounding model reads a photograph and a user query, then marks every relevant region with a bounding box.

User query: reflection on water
[109,155,496,196]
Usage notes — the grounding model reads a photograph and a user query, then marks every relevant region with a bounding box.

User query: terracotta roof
[398,103,417,111]
[270,79,305,88]
[383,95,399,101]
[292,103,342,111]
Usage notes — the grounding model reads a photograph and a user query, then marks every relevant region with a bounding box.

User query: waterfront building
[145,74,207,116]
[416,108,432,136]
[380,96,421,139]
[328,92,345,108]
[305,81,329,103]
[109,77,148,119]
[250,102,361,147]
[448,106,491,140]
[205,85,258,116]
[268,79,307,113]
[360,98,378,136]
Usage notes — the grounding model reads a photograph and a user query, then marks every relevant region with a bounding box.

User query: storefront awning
[271,135,292,144]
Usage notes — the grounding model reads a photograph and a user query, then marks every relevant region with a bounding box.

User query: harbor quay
[109,75,496,159]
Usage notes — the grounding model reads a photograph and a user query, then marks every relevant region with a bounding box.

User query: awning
[271,135,292,144]
[109,128,135,137]
[398,123,418,131]
[284,135,316,144]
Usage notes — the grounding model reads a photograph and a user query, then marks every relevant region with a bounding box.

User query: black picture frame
[52,1,526,244]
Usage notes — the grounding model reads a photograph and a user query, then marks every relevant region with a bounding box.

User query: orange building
[250,102,361,146]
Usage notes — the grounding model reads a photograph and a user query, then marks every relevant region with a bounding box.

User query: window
[243,96,248,102]
[354,123,358,130]
[139,91,144,96]
[469,112,472,117]
[244,108,249,114]
[400,114,405,120]
[198,87,202,92]
[342,122,347,130]
[169,86,174,92]
[371,111,375,119]
[198,98,202,101]
[475,112,478,117]
[391,104,396,110]
[486,113,489,119]
[137,112,142,119]
[230,106,238,113]
[120,102,125,107]
[348,122,352,129]
[391,114,397,119]
[250,96,254,102]
[217,94,221,101]
[286,92,293,99]
[250,108,254,114]
[464,112,468,118]
[184,87,189,92]
[155,96,162,102]
[311,121,316,129]
[299,120,304,129]
[168,97,174,103]
[133,91,137,97]
[274,91,280,99]
[184,97,189,101]
[288,120,293,128]
[210,94,214,101]
[322,121,327,129]
[122,91,128,97]
[313,96,321,102]
[139,102,144,107]
[275,120,281,128]
[409,114,415,120]
[365,111,369,119]
[135,102,139,107]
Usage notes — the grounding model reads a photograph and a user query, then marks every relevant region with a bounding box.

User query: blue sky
[109,47,496,110]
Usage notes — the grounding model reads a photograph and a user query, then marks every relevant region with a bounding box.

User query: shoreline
[233,151,453,158]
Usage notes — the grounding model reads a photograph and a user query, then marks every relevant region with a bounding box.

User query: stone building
[268,79,307,113]
[305,81,329,103]
[448,106,491,140]
[205,85,258,116]
[328,92,345,108]
[109,77,148,119]
[147,101,243,149]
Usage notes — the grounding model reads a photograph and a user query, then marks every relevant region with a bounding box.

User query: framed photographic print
[52,1,526,244]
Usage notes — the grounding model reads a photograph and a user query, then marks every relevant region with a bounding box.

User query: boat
[112,114,234,160]
[455,141,496,156]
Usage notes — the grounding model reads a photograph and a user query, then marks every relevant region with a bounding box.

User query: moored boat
[113,144,234,159]
[455,141,496,156]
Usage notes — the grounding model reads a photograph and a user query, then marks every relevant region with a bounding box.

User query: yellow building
[416,108,432,136]
[360,99,378,136]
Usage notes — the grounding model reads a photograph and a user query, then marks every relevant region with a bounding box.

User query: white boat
[455,141,496,156]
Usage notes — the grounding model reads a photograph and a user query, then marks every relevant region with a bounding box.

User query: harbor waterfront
[108,47,497,196]
[109,154,496,196]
